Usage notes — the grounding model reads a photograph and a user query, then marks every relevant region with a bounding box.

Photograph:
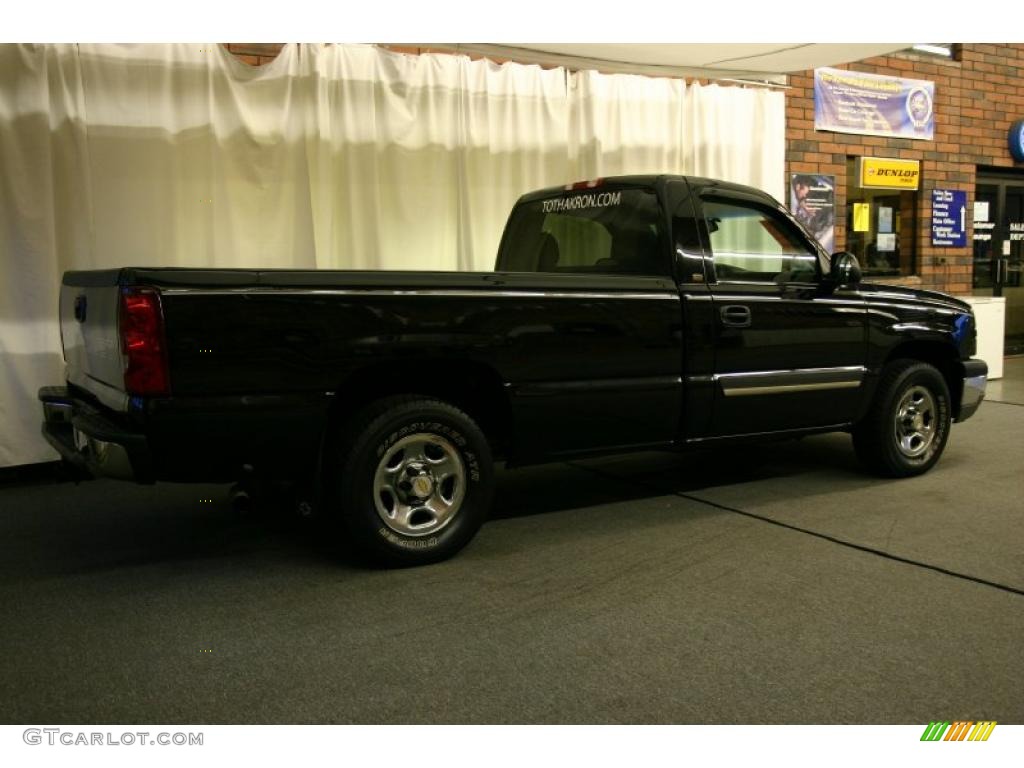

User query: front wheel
[329,397,494,567]
[852,360,952,477]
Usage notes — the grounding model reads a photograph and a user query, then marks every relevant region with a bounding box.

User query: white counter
[963,296,1005,380]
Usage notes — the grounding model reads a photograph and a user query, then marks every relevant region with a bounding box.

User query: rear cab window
[498,186,668,276]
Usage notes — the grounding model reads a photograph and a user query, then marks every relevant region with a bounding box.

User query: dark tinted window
[499,188,666,276]
[703,198,819,283]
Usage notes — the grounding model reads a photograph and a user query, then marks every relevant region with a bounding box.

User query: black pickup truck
[40,175,988,565]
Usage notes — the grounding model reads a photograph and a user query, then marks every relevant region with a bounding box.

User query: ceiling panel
[440,43,914,84]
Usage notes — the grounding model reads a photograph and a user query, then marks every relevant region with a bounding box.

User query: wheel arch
[881,340,963,418]
[327,359,516,458]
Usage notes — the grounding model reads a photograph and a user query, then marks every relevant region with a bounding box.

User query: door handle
[720,305,751,328]
[995,258,1008,283]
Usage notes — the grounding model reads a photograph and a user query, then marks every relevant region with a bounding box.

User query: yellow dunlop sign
[857,157,921,190]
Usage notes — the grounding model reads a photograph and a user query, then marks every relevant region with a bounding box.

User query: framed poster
[790,174,835,253]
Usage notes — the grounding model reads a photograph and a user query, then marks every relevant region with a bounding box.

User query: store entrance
[973,170,1024,355]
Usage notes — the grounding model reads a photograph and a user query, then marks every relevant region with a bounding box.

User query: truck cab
[498,176,982,444]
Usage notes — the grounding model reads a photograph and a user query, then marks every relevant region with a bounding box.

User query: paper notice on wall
[877,233,896,252]
[1004,241,1012,256]
[853,203,870,232]
[974,201,990,223]
[878,206,893,233]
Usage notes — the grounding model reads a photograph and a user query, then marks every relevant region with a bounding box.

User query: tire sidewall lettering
[377,526,440,549]
[464,451,480,482]
[376,421,468,458]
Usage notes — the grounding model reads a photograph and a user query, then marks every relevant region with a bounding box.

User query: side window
[499,188,667,276]
[702,198,819,283]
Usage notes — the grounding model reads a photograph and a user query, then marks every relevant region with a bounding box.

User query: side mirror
[829,252,862,286]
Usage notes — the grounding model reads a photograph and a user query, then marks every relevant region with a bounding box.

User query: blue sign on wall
[931,189,967,247]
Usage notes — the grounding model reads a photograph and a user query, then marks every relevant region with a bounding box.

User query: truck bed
[56,266,687,482]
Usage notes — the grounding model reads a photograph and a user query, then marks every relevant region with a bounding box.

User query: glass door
[974,173,1024,355]
[1005,185,1024,354]
[972,183,998,293]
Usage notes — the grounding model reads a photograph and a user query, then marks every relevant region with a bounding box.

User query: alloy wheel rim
[373,433,466,537]
[894,385,937,459]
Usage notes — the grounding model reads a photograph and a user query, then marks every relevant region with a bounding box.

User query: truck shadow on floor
[0,432,870,578]
[490,431,863,520]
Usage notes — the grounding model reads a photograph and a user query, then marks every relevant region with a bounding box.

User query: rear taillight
[120,287,170,396]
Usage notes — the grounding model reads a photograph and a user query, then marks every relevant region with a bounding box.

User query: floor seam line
[567,461,1024,599]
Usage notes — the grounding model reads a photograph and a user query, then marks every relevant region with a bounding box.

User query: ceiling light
[912,44,952,57]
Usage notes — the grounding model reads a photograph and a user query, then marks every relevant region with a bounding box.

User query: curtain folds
[0,43,784,467]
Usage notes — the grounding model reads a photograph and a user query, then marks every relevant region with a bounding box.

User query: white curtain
[685,82,784,201]
[305,46,572,271]
[0,43,784,468]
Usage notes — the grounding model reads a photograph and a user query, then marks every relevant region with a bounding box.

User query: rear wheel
[329,397,493,566]
[852,360,951,477]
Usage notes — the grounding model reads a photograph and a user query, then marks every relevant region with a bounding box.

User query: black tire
[852,360,952,477]
[328,396,493,567]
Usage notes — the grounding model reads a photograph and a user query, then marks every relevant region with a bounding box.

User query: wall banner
[814,67,935,141]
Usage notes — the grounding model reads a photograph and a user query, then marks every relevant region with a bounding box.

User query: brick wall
[785,44,1024,295]
[222,43,284,66]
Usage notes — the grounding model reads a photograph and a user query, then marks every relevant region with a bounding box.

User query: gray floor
[988,355,1024,405]
[1,364,1022,724]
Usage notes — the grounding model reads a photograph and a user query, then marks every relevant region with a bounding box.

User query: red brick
[224,43,284,58]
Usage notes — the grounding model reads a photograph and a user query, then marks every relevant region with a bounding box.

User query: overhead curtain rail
[424,44,792,84]
[426,43,912,86]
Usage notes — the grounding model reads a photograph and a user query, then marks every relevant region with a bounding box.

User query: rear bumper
[39,385,327,483]
[39,386,153,482]
[956,359,988,423]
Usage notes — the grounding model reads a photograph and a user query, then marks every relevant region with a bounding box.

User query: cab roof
[516,174,775,205]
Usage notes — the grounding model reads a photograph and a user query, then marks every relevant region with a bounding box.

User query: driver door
[698,190,867,437]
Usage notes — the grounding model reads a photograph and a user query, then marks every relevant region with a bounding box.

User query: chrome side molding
[713,366,867,398]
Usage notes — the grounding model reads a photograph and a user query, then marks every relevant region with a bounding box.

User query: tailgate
[60,270,127,406]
